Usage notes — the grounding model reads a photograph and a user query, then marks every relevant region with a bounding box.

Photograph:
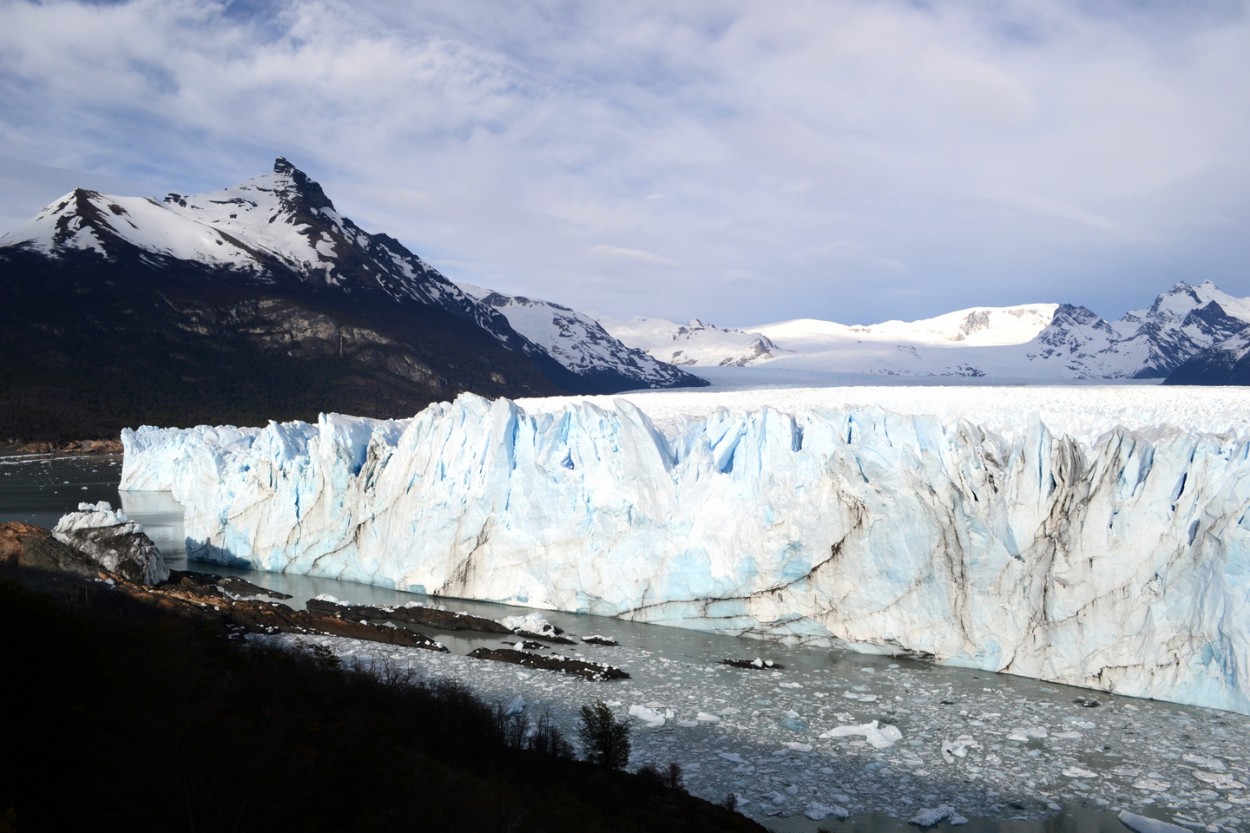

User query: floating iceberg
[819,720,903,748]
[120,389,1250,714]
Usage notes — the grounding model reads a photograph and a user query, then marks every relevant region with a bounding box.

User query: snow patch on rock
[53,501,169,585]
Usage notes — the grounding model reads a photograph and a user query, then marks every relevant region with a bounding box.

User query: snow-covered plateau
[605,281,1250,384]
[120,385,1250,715]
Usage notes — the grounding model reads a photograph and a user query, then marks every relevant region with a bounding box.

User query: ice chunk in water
[1117,810,1191,833]
[820,720,903,749]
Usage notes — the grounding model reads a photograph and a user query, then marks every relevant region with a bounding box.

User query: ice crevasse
[120,392,1250,714]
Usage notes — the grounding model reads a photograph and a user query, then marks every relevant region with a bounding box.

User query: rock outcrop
[1,520,103,578]
[52,501,169,585]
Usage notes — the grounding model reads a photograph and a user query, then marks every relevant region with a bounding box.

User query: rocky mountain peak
[0,186,128,258]
[459,283,707,390]
[55,188,109,240]
[1042,303,1110,334]
[161,157,337,222]
[1186,300,1231,327]
[269,156,336,215]
[1148,281,1200,318]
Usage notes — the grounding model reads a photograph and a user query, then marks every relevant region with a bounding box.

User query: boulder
[1,520,103,578]
[52,501,169,585]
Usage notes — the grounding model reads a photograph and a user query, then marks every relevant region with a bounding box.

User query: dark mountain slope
[0,160,701,440]
[1163,330,1250,385]
[0,245,562,439]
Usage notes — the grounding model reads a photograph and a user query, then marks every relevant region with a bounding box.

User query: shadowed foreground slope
[1,569,764,833]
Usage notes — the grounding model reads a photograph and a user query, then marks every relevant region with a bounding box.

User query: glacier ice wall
[121,394,1250,714]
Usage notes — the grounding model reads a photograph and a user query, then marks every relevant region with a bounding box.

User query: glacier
[120,388,1250,714]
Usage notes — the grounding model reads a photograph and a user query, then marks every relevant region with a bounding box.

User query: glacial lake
[3,452,1246,833]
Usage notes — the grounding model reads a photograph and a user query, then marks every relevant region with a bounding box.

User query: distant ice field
[518,383,1250,446]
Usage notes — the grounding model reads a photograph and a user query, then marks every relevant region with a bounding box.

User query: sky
[1,0,1248,328]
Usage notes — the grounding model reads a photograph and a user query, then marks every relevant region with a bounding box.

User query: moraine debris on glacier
[120,389,1250,714]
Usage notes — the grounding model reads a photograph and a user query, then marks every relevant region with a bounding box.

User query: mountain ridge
[607,281,1250,383]
[0,158,702,440]
[459,284,702,391]
[599,317,785,368]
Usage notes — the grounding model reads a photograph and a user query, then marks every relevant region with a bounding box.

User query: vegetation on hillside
[0,249,564,441]
[1,570,766,833]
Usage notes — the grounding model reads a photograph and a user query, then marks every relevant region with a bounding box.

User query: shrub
[664,761,685,791]
[636,762,685,791]
[526,710,574,759]
[578,700,631,770]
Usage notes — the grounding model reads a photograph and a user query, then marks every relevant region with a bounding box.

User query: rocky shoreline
[5,438,123,455]
[0,525,763,833]
[1,512,629,680]
[2,520,445,649]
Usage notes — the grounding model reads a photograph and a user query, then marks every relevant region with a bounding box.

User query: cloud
[1,0,1248,325]
[589,244,675,266]
[977,186,1126,236]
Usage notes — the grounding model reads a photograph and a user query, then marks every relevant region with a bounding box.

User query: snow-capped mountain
[1117,281,1250,377]
[0,159,700,439]
[1017,282,1250,379]
[1164,329,1250,385]
[460,286,704,392]
[759,303,1061,349]
[654,283,1250,383]
[3,159,525,346]
[599,317,784,367]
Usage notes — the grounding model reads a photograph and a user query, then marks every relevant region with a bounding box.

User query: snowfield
[601,282,1250,383]
[121,385,1250,715]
